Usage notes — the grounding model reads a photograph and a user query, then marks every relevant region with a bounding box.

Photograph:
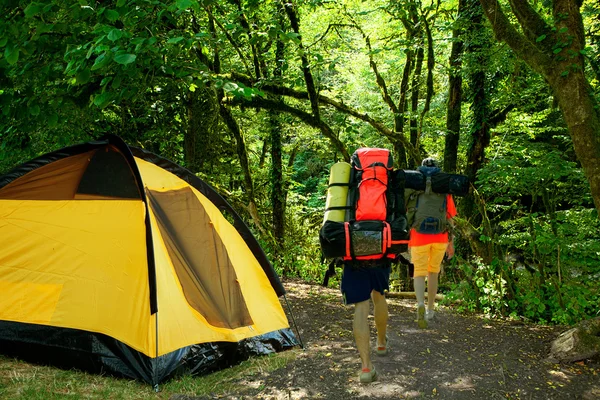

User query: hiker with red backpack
[407,157,458,329]
[320,148,405,384]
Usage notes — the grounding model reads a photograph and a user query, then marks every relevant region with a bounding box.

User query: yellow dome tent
[0,135,297,385]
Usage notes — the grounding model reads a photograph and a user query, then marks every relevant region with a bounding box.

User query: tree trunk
[478,0,600,216]
[270,14,286,250]
[444,0,465,173]
[410,45,424,158]
[463,0,490,220]
[184,84,219,174]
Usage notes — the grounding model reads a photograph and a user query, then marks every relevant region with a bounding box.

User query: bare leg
[371,290,388,348]
[413,276,426,305]
[353,299,372,370]
[427,272,439,312]
[413,276,427,328]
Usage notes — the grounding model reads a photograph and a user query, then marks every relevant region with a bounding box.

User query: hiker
[341,259,391,384]
[409,157,457,329]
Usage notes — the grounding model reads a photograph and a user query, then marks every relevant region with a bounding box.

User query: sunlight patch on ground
[442,375,477,391]
[352,381,412,397]
[260,387,312,399]
[549,369,571,381]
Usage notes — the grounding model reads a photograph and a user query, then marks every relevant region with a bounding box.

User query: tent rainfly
[0,135,297,386]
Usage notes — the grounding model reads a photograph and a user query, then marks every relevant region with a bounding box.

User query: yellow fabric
[0,200,152,353]
[135,158,290,356]
[411,242,448,276]
[0,281,63,324]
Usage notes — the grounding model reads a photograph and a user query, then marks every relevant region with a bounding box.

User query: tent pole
[153,312,159,392]
[283,293,304,349]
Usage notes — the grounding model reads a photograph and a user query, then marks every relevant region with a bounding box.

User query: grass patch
[0,350,298,399]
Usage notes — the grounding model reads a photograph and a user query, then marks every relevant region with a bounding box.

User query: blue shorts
[341,262,391,305]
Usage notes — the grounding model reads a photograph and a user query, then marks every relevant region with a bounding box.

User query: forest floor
[177,279,600,400]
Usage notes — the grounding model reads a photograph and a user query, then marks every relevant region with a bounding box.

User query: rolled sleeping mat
[403,170,470,196]
[430,173,470,196]
[404,169,425,190]
[323,162,352,223]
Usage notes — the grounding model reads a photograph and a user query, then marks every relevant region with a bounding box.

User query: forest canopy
[1,0,599,325]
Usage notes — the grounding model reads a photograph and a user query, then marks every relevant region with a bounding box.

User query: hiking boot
[425,310,435,321]
[359,367,377,383]
[417,304,427,329]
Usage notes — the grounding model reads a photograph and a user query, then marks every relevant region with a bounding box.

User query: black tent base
[0,321,298,385]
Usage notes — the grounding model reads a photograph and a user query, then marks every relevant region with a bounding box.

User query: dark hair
[421,157,439,167]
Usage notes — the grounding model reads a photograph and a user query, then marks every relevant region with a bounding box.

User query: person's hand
[446,241,455,259]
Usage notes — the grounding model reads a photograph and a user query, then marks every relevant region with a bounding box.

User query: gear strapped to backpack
[319,148,408,266]
[405,166,449,234]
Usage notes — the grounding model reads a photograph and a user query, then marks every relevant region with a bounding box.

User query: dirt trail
[238,280,600,400]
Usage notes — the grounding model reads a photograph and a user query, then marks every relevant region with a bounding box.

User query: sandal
[359,367,377,383]
[376,335,388,356]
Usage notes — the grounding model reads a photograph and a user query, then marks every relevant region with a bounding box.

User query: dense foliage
[1,0,599,325]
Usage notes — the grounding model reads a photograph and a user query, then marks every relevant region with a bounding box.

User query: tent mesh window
[76,147,141,199]
[147,187,253,329]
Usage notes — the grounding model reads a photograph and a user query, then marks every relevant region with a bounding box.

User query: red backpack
[319,148,408,263]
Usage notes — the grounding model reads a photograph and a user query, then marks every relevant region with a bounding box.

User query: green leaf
[167,37,184,44]
[176,0,193,9]
[116,0,127,6]
[5,45,19,65]
[223,82,238,92]
[24,3,42,18]
[535,34,546,43]
[114,53,136,64]
[91,53,111,70]
[48,113,59,127]
[111,75,122,89]
[75,68,91,84]
[0,37,7,48]
[553,48,562,54]
[29,104,41,116]
[105,9,119,22]
[107,29,123,42]
[93,92,113,108]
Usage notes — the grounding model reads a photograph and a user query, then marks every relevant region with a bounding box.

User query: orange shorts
[410,242,448,277]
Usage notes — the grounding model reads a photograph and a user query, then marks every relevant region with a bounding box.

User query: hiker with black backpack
[407,158,457,329]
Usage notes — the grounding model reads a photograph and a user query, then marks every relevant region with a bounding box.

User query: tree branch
[226,96,349,160]
[478,0,555,78]
[507,0,554,53]
[341,18,399,115]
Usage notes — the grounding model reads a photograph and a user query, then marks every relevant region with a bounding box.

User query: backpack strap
[322,259,342,287]
[425,176,432,195]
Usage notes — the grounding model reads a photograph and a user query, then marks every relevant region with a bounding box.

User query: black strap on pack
[322,258,342,287]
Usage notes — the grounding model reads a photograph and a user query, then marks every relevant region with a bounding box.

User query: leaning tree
[478,0,600,216]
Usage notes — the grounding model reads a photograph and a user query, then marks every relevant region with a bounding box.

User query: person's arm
[446,226,455,259]
[446,194,457,259]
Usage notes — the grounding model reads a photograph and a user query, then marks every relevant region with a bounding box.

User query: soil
[178,279,600,400]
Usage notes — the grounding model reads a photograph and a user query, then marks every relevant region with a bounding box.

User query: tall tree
[478,0,600,216]
[444,0,466,173]
[269,5,287,252]
[464,0,492,220]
